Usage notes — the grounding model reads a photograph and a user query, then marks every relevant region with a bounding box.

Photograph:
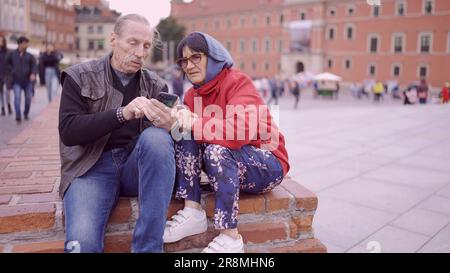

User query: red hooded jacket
[184,68,290,176]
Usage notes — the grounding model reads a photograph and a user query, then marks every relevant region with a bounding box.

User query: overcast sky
[108,0,172,27]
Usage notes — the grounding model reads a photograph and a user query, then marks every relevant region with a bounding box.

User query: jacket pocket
[80,72,106,112]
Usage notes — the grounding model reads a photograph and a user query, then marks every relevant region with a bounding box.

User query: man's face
[19,42,28,51]
[110,21,153,73]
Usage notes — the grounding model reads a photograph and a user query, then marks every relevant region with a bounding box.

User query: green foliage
[152,16,186,63]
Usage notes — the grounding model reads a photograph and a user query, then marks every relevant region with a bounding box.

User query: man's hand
[122,96,152,121]
[144,99,177,131]
[30,74,36,82]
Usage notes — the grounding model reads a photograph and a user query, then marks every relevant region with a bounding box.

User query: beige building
[0,0,27,44]
[74,0,120,59]
[28,0,47,47]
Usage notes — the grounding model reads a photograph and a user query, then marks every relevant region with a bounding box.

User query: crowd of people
[0,34,63,123]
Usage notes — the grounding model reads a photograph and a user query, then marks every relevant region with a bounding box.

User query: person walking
[5,36,37,122]
[39,43,62,103]
[0,35,12,116]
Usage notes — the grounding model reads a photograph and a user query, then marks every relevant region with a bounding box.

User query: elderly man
[59,14,176,253]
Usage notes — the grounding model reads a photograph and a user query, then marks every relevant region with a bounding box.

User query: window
[266,15,271,26]
[204,20,208,30]
[373,6,380,17]
[419,65,428,78]
[280,14,284,25]
[347,5,355,15]
[396,1,406,16]
[392,34,404,53]
[240,62,245,70]
[239,40,245,53]
[97,39,104,50]
[345,59,351,70]
[328,27,336,40]
[88,25,93,34]
[97,26,103,34]
[346,26,354,40]
[252,16,257,27]
[214,20,220,30]
[88,40,95,50]
[278,39,283,53]
[264,62,270,72]
[369,64,376,76]
[75,26,78,33]
[424,0,433,14]
[447,31,450,53]
[419,33,432,53]
[327,59,333,69]
[240,17,245,27]
[369,35,379,53]
[252,39,258,53]
[226,41,232,52]
[226,19,232,29]
[264,38,271,53]
[392,64,401,77]
[252,62,256,71]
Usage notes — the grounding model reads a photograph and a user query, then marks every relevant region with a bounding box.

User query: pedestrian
[290,79,300,109]
[5,36,37,122]
[0,35,12,116]
[417,78,429,104]
[442,82,449,104]
[373,81,384,102]
[267,76,279,105]
[39,43,62,102]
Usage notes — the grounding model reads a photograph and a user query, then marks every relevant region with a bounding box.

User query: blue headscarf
[193,32,234,86]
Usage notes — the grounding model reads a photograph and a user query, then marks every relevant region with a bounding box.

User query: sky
[108,0,172,27]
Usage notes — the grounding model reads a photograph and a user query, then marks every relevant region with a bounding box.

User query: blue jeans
[13,81,33,119]
[63,127,175,253]
[45,67,59,102]
[174,140,284,230]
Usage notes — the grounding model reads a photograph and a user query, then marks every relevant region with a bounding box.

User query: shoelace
[166,210,190,228]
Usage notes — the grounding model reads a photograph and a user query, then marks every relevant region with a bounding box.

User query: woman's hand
[175,108,198,132]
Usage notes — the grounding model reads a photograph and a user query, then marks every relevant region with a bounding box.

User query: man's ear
[110,32,117,49]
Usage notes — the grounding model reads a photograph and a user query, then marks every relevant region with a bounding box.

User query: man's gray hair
[114,14,151,36]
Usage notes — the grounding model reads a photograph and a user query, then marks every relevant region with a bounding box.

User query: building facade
[74,0,120,59]
[0,0,27,43]
[45,0,77,53]
[28,0,47,47]
[171,0,450,86]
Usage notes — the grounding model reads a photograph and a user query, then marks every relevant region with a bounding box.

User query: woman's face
[181,46,207,85]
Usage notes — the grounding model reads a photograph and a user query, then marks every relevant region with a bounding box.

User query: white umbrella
[313,72,342,81]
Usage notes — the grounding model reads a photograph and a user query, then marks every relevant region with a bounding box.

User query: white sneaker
[201,233,244,253]
[163,207,208,243]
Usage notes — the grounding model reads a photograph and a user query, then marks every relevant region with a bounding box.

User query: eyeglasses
[176,53,203,69]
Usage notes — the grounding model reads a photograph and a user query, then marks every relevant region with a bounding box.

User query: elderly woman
[164,32,290,253]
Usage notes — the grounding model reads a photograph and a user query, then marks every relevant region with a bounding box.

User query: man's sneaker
[201,233,244,253]
[163,207,207,243]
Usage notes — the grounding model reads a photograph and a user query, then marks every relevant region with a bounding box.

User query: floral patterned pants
[174,139,284,230]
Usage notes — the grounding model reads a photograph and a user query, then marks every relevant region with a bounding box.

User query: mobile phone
[156,92,179,108]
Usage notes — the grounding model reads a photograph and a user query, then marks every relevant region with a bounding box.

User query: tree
[152,16,186,63]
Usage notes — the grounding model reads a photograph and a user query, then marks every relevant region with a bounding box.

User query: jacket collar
[104,53,149,97]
